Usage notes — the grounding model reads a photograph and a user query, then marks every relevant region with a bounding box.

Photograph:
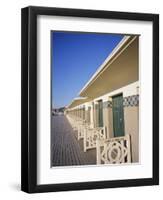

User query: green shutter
[112,94,124,137]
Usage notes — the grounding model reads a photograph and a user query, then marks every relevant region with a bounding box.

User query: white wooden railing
[67,114,108,153]
[66,115,86,140]
[67,115,82,131]
[96,134,131,164]
[83,127,107,152]
[77,122,90,140]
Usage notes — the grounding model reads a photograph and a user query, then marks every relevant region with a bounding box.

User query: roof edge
[78,35,133,96]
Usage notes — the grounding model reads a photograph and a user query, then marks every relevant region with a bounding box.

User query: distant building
[52,107,65,114]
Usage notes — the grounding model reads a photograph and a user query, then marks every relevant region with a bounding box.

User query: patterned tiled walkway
[51,115,96,167]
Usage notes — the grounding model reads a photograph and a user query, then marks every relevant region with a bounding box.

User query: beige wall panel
[108,107,114,138]
[93,103,97,127]
[90,103,94,128]
[124,106,139,163]
[103,107,109,138]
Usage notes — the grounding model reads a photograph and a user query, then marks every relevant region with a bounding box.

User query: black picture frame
[21,6,159,193]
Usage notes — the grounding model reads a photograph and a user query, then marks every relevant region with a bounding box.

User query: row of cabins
[65,35,139,164]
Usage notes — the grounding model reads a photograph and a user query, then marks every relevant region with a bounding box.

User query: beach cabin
[66,35,139,164]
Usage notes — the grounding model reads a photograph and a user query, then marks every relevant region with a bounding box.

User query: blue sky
[52,31,123,108]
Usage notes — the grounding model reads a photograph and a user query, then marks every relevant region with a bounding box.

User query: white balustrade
[96,134,131,164]
[83,127,107,152]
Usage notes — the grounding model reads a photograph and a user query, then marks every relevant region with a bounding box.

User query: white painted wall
[0,0,162,199]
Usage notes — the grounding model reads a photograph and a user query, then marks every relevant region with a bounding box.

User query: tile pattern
[103,101,112,108]
[108,101,112,108]
[123,94,139,107]
[99,95,139,109]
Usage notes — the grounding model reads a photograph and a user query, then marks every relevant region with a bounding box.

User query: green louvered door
[98,100,103,127]
[112,94,124,137]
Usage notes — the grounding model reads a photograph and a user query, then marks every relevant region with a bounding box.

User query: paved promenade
[51,115,96,167]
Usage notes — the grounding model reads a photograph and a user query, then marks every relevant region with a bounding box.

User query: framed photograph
[21,6,159,193]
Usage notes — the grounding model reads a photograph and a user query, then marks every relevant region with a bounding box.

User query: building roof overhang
[78,35,137,97]
[67,97,91,109]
